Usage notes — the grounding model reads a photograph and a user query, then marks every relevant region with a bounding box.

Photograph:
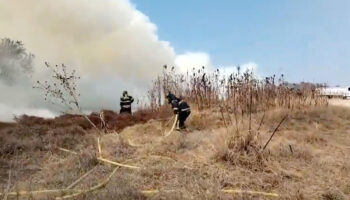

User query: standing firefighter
[166,92,191,130]
[120,91,134,114]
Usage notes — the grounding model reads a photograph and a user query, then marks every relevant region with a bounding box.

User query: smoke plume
[0,38,34,85]
[0,0,258,121]
[0,0,175,120]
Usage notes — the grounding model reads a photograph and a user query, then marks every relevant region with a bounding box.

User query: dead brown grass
[0,122,15,130]
[14,106,172,134]
[1,105,350,199]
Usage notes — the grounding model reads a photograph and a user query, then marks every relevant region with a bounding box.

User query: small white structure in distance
[318,86,350,99]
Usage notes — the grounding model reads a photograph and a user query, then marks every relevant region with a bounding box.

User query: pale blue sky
[133,0,350,86]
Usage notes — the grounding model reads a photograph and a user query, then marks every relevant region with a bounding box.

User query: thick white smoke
[0,0,176,121]
[0,38,34,85]
[175,52,212,73]
[175,52,258,76]
[0,0,258,121]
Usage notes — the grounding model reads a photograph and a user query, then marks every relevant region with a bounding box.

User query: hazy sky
[133,0,350,86]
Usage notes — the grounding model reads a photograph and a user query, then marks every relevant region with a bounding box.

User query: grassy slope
[0,122,14,130]
[0,105,350,199]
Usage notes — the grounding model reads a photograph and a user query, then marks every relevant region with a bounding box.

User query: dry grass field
[329,99,350,108]
[1,66,349,199]
[1,104,349,200]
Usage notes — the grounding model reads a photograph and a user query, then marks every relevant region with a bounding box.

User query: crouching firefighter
[120,91,134,114]
[166,92,191,130]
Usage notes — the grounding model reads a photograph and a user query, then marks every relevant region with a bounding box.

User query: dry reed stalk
[223,106,233,125]
[97,136,102,157]
[57,147,140,169]
[135,155,177,162]
[98,138,141,169]
[262,114,288,151]
[139,189,279,198]
[257,111,266,131]
[164,115,175,127]
[221,189,279,197]
[220,106,228,130]
[96,157,140,169]
[149,65,325,114]
[164,114,178,137]
[248,84,253,133]
[55,167,119,200]
[65,166,98,189]
[0,189,81,197]
[141,190,159,196]
[58,147,78,155]
[232,106,240,135]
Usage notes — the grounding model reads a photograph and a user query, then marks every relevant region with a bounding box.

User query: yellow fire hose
[164,114,178,137]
